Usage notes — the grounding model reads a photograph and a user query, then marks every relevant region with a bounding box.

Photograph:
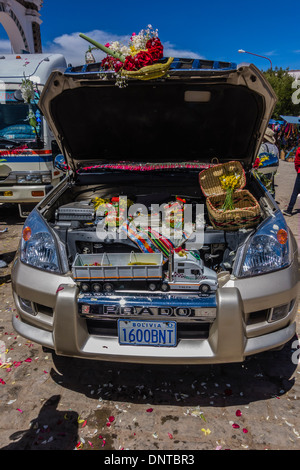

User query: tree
[263,67,300,119]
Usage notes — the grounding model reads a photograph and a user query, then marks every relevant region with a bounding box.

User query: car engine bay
[43,169,269,283]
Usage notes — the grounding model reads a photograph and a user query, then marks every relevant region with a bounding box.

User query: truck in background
[0,54,67,217]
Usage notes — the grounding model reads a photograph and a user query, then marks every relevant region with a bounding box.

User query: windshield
[0,90,43,148]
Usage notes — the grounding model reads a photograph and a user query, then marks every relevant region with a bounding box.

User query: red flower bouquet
[80,26,173,85]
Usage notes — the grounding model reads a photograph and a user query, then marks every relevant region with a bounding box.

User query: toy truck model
[72,250,218,294]
[168,251,218,293]
[0,54,67,217]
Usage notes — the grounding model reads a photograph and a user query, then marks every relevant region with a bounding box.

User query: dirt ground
[0,160,299,452]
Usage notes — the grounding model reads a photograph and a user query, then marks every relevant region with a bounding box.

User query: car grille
[86,318,210,340]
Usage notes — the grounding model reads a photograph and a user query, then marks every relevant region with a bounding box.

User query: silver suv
[11,58,299,364]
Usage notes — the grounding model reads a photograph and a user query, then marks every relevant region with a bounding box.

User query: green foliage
[263,67,300,119]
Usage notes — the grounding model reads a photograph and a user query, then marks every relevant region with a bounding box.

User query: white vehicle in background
[0,54,67,217]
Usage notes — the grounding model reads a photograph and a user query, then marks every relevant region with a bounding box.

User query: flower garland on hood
[80,26,172,85]
[101,28,164,73]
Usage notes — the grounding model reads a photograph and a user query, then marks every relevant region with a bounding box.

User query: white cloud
[0,38,11,54]
[261,50,277,57]
[43,30,111,65]
[163,41,205,60]
[43,30,203,66]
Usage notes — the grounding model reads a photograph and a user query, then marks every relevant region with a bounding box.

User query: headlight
[20,210,65,273]
[16,172,51,184]
[235,211,292,278]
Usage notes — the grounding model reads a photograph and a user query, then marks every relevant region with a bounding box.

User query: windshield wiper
[0,137,22,147]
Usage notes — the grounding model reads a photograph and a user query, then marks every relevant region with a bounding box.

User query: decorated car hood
[39,59,276,173]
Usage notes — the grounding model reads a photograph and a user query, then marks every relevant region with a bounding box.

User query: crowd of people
[255,125,299,215]
[270,120,300,160]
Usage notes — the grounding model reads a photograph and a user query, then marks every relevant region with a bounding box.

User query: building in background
[0,0,43,54]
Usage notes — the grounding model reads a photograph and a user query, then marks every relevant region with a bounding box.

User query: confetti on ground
[201,428,211,436]
[106,415,115,427]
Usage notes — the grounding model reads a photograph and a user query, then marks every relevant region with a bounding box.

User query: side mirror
[54,154,68,172]
[13,89,24,102]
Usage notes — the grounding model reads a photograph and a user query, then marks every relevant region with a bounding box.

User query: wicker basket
[199,161,260,230]
[206,189,260,230]
[199,161,246,196]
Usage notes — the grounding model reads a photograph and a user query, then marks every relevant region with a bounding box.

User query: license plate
[118,319,177,347]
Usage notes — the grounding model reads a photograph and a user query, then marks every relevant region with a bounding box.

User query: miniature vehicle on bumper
[10,50,299,364]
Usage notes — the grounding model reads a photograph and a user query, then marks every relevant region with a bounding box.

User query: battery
[55,202,95,222]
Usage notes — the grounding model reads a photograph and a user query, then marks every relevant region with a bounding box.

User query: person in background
[282,146,300,216]
[254,127,279,196]
[259,127,279,158]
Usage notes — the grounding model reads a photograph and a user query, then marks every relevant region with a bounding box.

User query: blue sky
[0,0,299,70]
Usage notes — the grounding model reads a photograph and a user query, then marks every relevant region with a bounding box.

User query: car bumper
[0,184,53,203]
[11,256,299,364]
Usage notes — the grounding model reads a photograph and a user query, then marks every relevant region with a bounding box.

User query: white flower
[20,78,35,103]
[110,41,120,51]
[120,45,131,56]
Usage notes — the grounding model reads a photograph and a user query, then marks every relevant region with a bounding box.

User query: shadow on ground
[48,336,299,408]
[0,395,79,450]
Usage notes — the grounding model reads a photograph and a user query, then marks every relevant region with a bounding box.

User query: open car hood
[39,59,277,172]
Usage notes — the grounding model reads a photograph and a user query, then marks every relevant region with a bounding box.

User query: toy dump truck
[72,250,218,294]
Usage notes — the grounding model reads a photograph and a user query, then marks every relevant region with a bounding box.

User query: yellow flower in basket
[219,172,241,211]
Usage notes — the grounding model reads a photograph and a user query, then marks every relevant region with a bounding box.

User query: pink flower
[236,409,242,417]
[232,423,240,429]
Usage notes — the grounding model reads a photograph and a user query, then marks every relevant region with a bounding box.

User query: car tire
[160,282,170,292]
[103,282,114,293]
